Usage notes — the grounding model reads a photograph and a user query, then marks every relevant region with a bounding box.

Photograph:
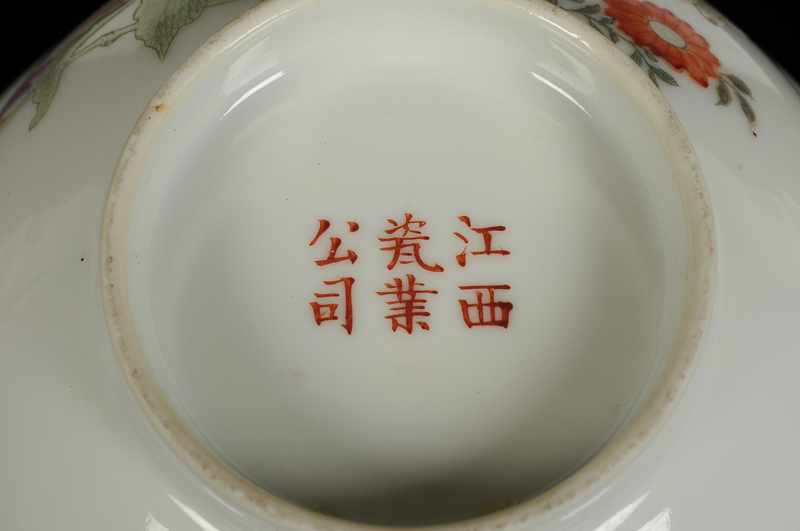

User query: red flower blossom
[606,0,720,87]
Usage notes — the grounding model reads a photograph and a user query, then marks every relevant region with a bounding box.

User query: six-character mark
[308,213,514,335]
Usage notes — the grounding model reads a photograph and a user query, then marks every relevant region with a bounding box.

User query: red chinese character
[376,274,438,334]
[379,213,444,272]
[453,215,510,267]
[309,219,359,266]
[458,284,513,328]
[309,277,355,334]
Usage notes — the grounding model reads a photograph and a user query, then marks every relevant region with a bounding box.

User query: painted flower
[605,0,720,87]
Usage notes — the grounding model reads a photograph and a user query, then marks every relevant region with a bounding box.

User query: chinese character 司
[453,215,510,267]
[310,277,355,334]
[376,274,438,334]
[379,213,444,273]
[309,219,360,266]
[458,284,513,328]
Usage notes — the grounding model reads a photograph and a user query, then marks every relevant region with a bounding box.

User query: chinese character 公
[309,219,359,266]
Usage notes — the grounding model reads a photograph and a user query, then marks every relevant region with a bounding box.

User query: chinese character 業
[376,273,438,333]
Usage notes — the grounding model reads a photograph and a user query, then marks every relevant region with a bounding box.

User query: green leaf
[29,55,69,130]
[27,0,131,129]
[648,68,660,88]
[725,73,753,98]
[651,66,679,87]
[573,4,601,15]
[641,47,658,62]
[738,92,756,125]
[608,27,619,43]
[134,0,208,60]
[715,80,731,106]
[587,17,605,36]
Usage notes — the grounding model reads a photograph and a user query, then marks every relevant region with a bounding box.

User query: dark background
[1,1,797,92]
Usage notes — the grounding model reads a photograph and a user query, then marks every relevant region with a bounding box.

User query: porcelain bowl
[101,0,714,527]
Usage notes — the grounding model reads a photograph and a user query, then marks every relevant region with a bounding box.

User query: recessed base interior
[122,0,689,525]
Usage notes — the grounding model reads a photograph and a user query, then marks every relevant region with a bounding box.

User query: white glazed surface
[1,1,799,530]
[103,0,708,525]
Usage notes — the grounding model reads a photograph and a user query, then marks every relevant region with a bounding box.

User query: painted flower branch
[69,23,138,62]
[1,0,244,130]
[562,4,679,88]
[716,72,756,129]
[1,0,758,134]
[24,0,132,130]
[550,0,757,133]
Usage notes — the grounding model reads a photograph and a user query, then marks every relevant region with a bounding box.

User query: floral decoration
[0,0,758,135]
[548,0,757,135]
[606,0,720,87]
[0,0,240,130]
